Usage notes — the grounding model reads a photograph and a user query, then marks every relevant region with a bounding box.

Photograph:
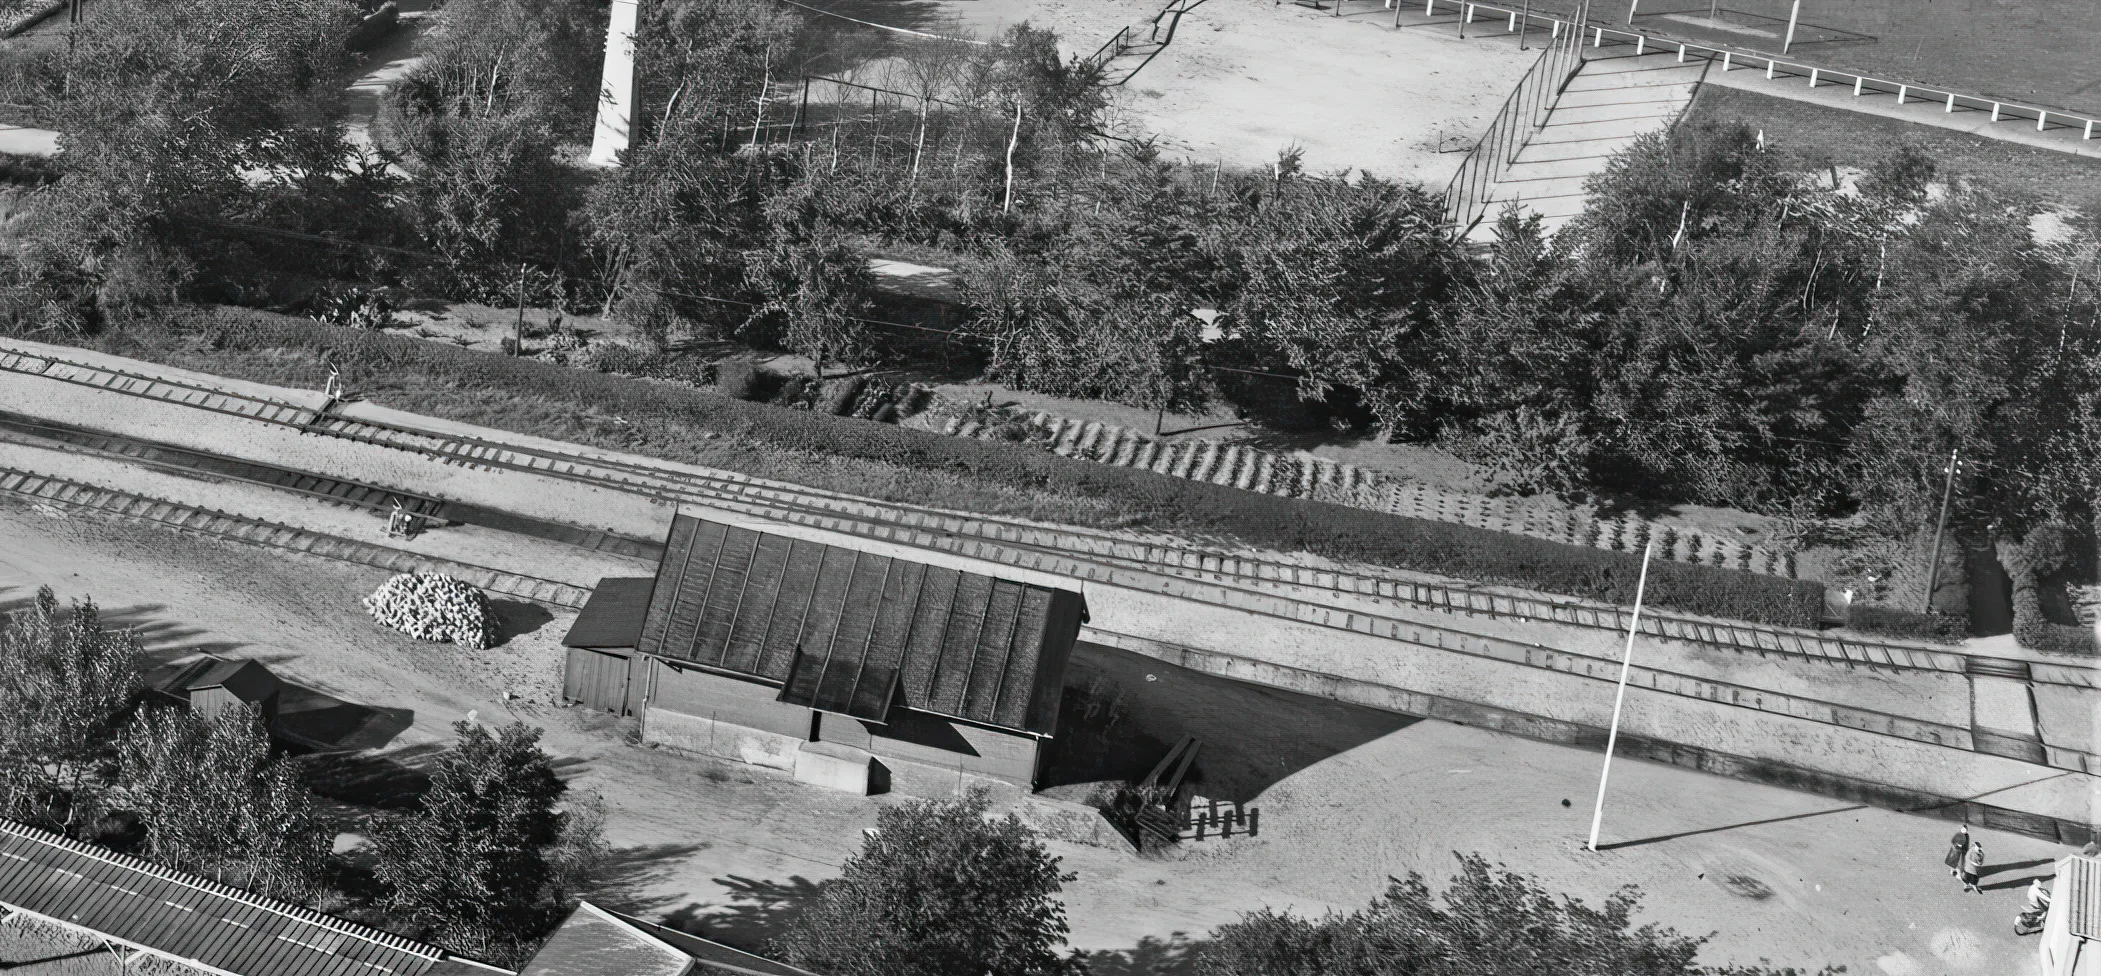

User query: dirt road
[0,499,2068,974]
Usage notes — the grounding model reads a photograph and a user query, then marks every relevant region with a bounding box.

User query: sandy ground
[0,500,2075,975]
[831,0,1539,177]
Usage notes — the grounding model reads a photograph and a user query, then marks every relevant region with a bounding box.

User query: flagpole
[1586,543,1653,853]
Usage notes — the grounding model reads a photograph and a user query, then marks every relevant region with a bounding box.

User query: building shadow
[1040,642,1419,805]
[488,599,555,646]
[1086,934,1209,976]
[659,875,827,955]
[300,741,448,811]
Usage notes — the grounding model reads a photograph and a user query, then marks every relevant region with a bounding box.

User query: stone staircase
[1470,51,1709,239]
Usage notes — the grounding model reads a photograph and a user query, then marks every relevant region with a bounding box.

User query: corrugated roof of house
[636,513,1086,734]
[519,903,691,976]
[561,578,656,649]
[2066,854,2101,941]
[0,818,482,976]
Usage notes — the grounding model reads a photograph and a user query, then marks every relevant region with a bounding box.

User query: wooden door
[564,647,632,713]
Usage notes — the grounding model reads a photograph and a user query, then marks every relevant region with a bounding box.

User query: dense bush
[175,312,1827,627]
[1845,605,1969,642]
[2001,534,2099,656]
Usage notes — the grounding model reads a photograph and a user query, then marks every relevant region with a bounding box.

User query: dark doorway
[1966,541,2014,637]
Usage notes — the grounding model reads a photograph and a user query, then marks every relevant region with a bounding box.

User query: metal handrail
[1425,0,2101,141]
[1439,4,1587,235]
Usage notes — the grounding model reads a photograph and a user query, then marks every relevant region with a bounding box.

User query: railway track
[3,343,2074,685]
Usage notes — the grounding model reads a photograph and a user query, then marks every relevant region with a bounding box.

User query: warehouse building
[560,512,1087,795]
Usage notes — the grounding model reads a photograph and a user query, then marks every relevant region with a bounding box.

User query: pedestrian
[1962,841,1986,893]
[2083,840,2100,858]
[1945,826,1970,879]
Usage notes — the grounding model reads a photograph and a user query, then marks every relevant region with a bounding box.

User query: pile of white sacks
[363,573,496,649]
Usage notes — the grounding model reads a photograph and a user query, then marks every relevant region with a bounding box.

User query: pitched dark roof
[146,657,281,705]
[562,578,656,649]
[637,514,1086,735]
[0,818,492,976]
[189,659,282,701]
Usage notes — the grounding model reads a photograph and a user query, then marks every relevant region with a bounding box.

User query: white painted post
[1897,84,1907,104]
[1425,0,1435,16]
[1808,67,1817,87]
[1464,2,1474,23]
[1635,33,1643,54]
[2086,119,2094,140]
[1765,58,1775,79]
[1782,0,1800,54]
[1585,544,1654,854]
[1991,103,2001,122]
[1945,92,1955,113]
[587,0,640,167]
[1593,26,1601,46]
[1853,75,1863,96]
[2039,110,2049,131]
[1625,0,1637,25]
[1721,51,1731,71]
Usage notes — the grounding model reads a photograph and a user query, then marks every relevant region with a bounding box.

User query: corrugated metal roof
[562,578,656,649]
[519,904,691,976]
[0,818,474,976]
[601,909,821,976]
[637,514,1085,734]
[2068,854,2101,941]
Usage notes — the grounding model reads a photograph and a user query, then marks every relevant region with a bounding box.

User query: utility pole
[1922,446,1960,614]
[512,263,527,356]
[1586,543,1653,853]
[1782,0,1801,54]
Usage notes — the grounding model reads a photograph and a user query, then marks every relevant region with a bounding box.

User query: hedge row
[167,311,1828,629]
[1846,604,1969,643]
[1999,537,2099,657]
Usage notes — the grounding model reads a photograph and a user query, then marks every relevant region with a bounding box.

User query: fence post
[1945,92,1955,113]
[2039,110,2049,132]
[1807,67,1817,87]
[1764,58,1775,79]
[1721,50,1730,71]
[1897,84,1907,104]
[1991,102,2001,122]
[2086,119,2094,140]
[1853,75,1862,96]
[1425,0,1434,16]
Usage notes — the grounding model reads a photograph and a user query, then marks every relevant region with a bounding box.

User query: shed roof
[601,909,822,976]
[637,513,1086,734]
[0,818,485,976]
[149,657,282,704]
[562,578,656,649]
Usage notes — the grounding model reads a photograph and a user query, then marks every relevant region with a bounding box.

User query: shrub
[2000,535,2099,656]
[820,375,867,416]
[713,360,762,400]
[344,1,398,52]
[363,573,496,649]
[153,315,1830,628]
[1846,604,1969,642]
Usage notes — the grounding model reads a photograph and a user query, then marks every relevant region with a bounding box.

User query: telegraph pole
[1922,445,1960,614]
[1586,544,1653,853]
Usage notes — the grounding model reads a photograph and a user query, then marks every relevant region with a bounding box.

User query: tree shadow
[1086,934,1208,976]
[659,875,827,954]
[582,842,715,916]
[1040,642,1419,805]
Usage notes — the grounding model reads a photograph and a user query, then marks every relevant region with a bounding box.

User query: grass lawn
[1623,0,2101,115]
[1687,84,2101,219]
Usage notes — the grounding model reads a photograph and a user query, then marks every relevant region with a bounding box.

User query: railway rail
[3,344,2083,687]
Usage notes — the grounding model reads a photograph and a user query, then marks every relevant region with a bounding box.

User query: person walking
[1946,826,1971,879]
[1962,841,1986,893]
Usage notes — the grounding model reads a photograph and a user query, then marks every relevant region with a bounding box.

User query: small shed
[560,577,655,715]
[623,513,1087,789]
[155,657,283,726]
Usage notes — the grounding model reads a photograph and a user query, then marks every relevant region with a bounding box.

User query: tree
[1226,167,1466,435]
[368,721,568,966]
[1,0,363,324]
[114,705,329,901]
[0,588,142,832]
[778,787,1085,976]
[1197,854,1834,976]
